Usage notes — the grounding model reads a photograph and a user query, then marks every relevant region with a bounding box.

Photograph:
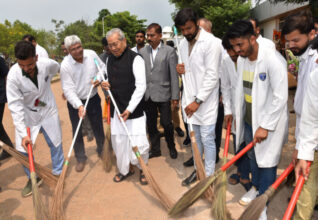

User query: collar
[70,50,87,64]
[299,47,313,62]
[151,42,162,51]
[22,65,38,77]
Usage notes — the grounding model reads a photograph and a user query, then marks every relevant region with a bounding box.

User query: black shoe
[216,154,220,164]
[149,151,161,159]
[175,127,185,137]
[0,150,12,161]
[182,171,197,186]
[169,148,178,159]
[183,137,191,146]
[183,157,194,167]
[159,132,164,138]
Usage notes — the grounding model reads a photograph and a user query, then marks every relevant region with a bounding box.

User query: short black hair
[101,37,108,46]
[147,23,162,34]
[227,20,255,40]
[135,29,145,36]
[311,36,318,50]
[282,10,314,35]
[166,40,175,48]
[22,34,36,42]
[222,34,233,50]
[174,8,198,28]
[249,17,259,27]
[15,41,36,60]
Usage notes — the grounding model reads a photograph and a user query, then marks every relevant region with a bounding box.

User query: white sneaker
[239,186,259,206]
[259,206,267,220]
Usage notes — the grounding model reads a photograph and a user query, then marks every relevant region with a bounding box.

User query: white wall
[260,19,277,40]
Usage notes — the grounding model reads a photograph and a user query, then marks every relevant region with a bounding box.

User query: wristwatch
[195,97,203,105]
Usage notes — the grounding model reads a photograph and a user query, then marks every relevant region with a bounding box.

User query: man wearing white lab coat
[174,8,222,186]
[228,20,288,219]
[282,11,318,220]
[6,41,64,197]
[221,34,251,191]
[249,18,276,51]
[22,34,49,58]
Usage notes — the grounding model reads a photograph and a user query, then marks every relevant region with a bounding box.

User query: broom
[94,58,175,211]
[173,27,212,200]
[101,97,112,172]
[238,162,295,220]
[0,141,58,188]
[282,161,311,220]
[50,77,97,220]
[26,127,49,220]
[169,141,254,216]
[211,121,232,220]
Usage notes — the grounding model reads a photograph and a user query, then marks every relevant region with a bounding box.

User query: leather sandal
[228,173,240,185]
[113,170,134,183]
[139,170,148,185]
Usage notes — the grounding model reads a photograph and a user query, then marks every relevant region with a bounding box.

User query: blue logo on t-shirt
[259,72,266,81]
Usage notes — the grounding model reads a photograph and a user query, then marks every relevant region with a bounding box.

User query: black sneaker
[175,127,185,137]
[183,137,191,146]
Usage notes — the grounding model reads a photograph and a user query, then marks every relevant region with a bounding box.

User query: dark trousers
[67,94,105,162]
[145,99,175,154]
[0,103,14,148]
[215,102,224,161]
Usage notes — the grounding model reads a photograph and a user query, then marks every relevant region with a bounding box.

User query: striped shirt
[243,59,256,126]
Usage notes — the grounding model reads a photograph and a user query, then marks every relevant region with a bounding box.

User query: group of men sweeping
[2,6,318,220]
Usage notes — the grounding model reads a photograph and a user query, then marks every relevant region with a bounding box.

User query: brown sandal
[113,170,135,183]
[139,170,148,185]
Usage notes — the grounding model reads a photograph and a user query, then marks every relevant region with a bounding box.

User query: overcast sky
[1,0,176,31]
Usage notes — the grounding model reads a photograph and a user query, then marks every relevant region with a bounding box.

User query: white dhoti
[111,113,149,175]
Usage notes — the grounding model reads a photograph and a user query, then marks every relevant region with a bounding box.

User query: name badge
[259,72,266,81]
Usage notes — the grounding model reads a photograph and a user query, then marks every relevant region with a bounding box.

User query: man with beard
[227,20,288,220]
[139,23,179,159]
[221,34,252,191]
[131,30,146,53]
[282,10,318,220]
[101,28,149,185]
[175,8,222,186]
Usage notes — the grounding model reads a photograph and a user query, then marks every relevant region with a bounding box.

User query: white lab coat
[179,28,222,125]
[297,68,318,161]
[235,45,289,167]
[6,58,62,153]
[36,44,49,58]
[257,35,276,51]
[220,54,238,137]
[294,47,318,149]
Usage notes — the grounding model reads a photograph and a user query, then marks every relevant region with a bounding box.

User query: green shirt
[22,66,38,88]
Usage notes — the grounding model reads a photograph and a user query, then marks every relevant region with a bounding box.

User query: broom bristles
[30,172,49,220]
[238,187,275,220]
[50,162,69,220]
[211,158,232,220]
[169,170,222,216]
[0,142,58,188]
[133,147,175,211]
[101,124,112,172]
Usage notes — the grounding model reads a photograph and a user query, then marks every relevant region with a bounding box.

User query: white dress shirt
[60,49,105,109]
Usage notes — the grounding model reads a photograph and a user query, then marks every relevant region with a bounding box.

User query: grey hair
[64,35,82,50]
[106,28,125,40]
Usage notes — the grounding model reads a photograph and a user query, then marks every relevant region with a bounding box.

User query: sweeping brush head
[238,187,275,220]
[169,170,222,216]
[50,162,69,220]
[30,172,49,220]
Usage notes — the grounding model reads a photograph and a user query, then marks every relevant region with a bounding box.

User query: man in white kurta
[174,8,222,186]
[102,28,149,185]
[6,41,64,197]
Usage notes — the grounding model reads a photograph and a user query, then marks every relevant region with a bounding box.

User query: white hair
[64,35,82,50]
[106,28,125,40]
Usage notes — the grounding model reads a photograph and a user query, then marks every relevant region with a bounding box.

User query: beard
[290,44,309,56]
[185,27,199,42]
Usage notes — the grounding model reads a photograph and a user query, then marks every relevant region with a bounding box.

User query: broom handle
[271,162,294,190]
[221,141,254,171]
[223,121,231,158]
[26,127,35,173]
[66,77,97,159]
[173,27,193,131]
[107,97,111,124]
[282,161,311,220]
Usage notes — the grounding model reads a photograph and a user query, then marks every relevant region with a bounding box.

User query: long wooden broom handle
[221,141,254,171]
[282,161,311,220]
[107,97,111,125]
[271,162,294,190]
[173,27,193,132]
[223,121,231,158]
[26,127,35,173]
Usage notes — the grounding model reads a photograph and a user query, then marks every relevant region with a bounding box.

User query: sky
[1,0,176,31]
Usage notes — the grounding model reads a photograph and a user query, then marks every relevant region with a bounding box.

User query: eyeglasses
[108,41,121,49]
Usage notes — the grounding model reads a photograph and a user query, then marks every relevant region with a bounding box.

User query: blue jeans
[191,124,216,176]
[233,134,251,181]
[21,127,64,178]
[244,122,277,195]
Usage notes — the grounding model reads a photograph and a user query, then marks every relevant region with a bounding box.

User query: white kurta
[235,45,289,167]
[297,68,318,161]
[36,44,49,58]
[108,55,149,175]
[179,28,222,125]
[294,47,318,149]
[6,58,62,152]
